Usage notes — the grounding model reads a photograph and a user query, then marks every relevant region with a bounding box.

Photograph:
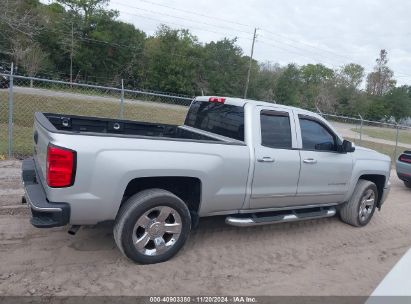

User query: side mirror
[341,140,355,153]
[315,142,335,151]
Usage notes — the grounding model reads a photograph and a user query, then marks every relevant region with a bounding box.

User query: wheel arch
[358,174,386,208]
[119,176,202,224]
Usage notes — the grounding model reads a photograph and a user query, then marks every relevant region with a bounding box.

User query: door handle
[303,158,317,164]
[257,156,275,163]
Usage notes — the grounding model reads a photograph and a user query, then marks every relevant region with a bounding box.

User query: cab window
[299,117,337,151]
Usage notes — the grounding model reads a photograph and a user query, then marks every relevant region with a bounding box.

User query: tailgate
[33,113,54,186]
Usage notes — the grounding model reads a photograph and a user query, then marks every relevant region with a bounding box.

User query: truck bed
[38,112,222,142]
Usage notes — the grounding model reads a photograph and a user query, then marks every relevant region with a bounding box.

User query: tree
[333,63,365,115]
[365,96,389,121]
[19,43,48,77]
[201,38,248,96]
[56,0,110,24]
[0,0,40,42]
[0,0,42,66]
[384,86,411,122]
[248,61,281,101]
[75,14,145,82]
[339,63,364,88]
[274,64,302,106]
[366,50,396,96]
[300,63,335,109]
[142,26,202,94]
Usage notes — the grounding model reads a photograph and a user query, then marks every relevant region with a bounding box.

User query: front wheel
[339,180,378,227]
[404,181,411,189]
[114,189,191,264]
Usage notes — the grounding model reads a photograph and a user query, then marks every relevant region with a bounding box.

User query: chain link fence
[1,72,411,160]
[320,112,411,162]
[0,73,192,158]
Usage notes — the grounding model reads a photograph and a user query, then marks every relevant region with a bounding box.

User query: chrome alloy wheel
[359,189,375,222]
[132,206,182,256]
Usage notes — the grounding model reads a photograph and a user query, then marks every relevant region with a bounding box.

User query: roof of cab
[193,96,342,141]
[195,96,317,116]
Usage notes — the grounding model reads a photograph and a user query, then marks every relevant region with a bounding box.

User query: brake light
[209,97,226,103]
[47,145,76,187]
[399,155,411,163]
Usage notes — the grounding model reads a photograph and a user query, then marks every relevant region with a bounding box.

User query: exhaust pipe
[68,225,81,235]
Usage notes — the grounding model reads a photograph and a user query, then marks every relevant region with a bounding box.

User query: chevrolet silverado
[22,96,391,264]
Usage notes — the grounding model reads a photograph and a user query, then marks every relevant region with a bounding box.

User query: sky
[48,0,411,86]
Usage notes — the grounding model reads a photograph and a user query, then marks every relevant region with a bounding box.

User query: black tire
[114,189,191,264]
[339,180,378,227]
[404,181,411,189]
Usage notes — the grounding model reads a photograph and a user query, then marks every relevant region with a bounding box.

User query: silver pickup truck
[22,96,391,264]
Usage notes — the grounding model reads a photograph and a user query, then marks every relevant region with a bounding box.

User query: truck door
[249,106,301,209]
[295,114,353,204]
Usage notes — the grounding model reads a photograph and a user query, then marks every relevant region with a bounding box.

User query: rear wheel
[404,181,411,188]
[339,180,378,227]
[114,189,191,264]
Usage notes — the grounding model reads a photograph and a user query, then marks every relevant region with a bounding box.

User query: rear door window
[260,110,292,149]
[185,100,244,141]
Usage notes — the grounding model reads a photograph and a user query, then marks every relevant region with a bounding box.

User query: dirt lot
[0,160,410,296]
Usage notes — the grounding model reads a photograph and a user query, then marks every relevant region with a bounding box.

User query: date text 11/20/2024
[149,296,257,303]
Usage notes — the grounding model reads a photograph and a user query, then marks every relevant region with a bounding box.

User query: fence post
[394,124,399,160]
[316,106,323,117]
[7,63,14,158]
[358,114,363,144]
[119,79,124,119]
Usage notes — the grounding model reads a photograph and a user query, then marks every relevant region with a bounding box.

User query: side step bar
[225,207,336,227]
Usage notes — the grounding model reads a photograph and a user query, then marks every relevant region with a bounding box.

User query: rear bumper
[22,158,70,228]
[397,172,411,182]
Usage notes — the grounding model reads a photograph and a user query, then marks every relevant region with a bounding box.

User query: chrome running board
[225,207,336,227]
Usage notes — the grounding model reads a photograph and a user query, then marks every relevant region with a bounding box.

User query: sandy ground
[0,160,411,296]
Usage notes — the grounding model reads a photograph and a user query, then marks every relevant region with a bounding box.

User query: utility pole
[244,28,257,99]
[70,22,74,85]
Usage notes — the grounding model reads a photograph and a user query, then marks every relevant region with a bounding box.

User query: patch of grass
[351,126,411,145]
[0,124,33,157]
[0,91,187,157]
[346,137,406,163]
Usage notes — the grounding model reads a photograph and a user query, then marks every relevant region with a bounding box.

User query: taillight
[209,97,226,103]
[47,145,76,187]
[399,154,411,163]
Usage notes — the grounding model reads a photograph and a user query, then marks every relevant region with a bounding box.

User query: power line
[117,0,252,28]
[43,1,355,69]
[111,1,253,35]
[46,31,253,71]
[45,15,341,71]
[115,9,252,41]
[256,38,332,66]
[41,8,251,44]
[36,26,250,69]
[23,20,372,76]
[261,29,354,63]
[113,0,360,65]
[114,0,386,70]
